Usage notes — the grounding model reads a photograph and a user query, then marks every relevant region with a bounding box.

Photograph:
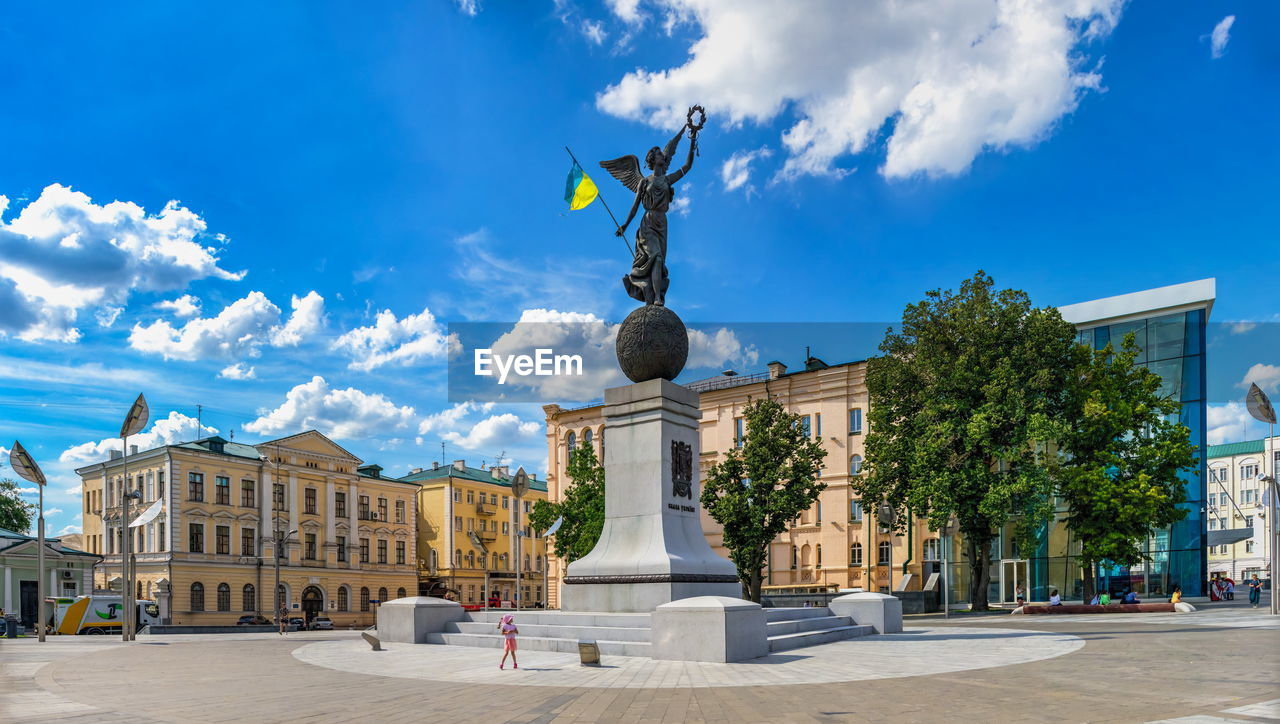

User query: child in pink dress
[498,614,518,670]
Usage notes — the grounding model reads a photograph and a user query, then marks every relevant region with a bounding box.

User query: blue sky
[1,1,1277,537]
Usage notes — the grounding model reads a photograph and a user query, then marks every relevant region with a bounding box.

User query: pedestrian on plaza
[1089,593,1100,605]
[1122,589,1141,604]
[1170,586,1182,604]
[1016,584,1026,606]
[1247,574,1263,608]
[1049,589,1062,606]
[497,614,519,669]
[1099,590,1111,605]
[1224,578,1235,600]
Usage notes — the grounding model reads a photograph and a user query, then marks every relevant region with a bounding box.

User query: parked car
[309,616,334,631]
[236,615,270,626]
[288,617,306,631]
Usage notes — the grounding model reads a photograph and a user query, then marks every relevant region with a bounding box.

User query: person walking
[498,614,519,670]
[1247,574,1263,608]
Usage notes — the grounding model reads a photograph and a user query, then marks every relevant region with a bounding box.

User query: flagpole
[564,146,633,257]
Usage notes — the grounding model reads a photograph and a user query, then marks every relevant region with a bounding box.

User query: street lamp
[511,468,529,611]
[9,442,46,642]
[1244,383,1277,614]
[118,393,149,642]
[274,528,298,634]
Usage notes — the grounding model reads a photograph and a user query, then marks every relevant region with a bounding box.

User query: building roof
[1206,439,1266,459]
[0,528,100,558]
[399,462,548,493]
[1057,278,1216,327]
[170,438,264,460]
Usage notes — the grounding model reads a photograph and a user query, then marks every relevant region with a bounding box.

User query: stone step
[767,624,874,653]
[426,632,652,658]
[764,607,833,622]
[765,614,853,637]
[466,610,651,629]
[448,620,653,642]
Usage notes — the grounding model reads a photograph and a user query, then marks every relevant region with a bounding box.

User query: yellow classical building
[76,430,418,627]
[1205,437,1275,582]
[543,356,939,609]
[403,460,548,607]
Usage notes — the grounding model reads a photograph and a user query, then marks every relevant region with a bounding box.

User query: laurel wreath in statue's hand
[687,105,705,155]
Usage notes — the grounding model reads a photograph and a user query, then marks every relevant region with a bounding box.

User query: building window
[190,582,205,612]
[241,479,256,507]
[216,583,231,611]
[502,522,509,535]
[242,584,255,612]
[466,550,475,568]
[337,536,347,562]
[1242,488,1256,504]
[453,488,460,503]
[159,521,166,552]
[216,525,230,555]
[273,483,286,511]
[277,584,287,611]
[815,413,822,438]
[378,497,388,521]
[337,586,349,611]
[215,476,230,505]
[566,431,576,454]
[395,500,406,523]
[305,533,317,560]
[396,540,406,565]
[378,587,388,604]
[1209,467,1227,483]
[850,499,863,522]
[397,587,406,600]
[1244,515,1254,529]
[305,488,317,514]
[849,408,863,435]
[158,470,165,498]
[454,516,462,531]
[335,491,347,517]
[850,542,863,566]
[790,545,797,569]
[850,455,863,475]
[359,495,371,519]
[1246,540,1255,553]
[360,587,370,612]
[502,496,509,509]
[359,538,370,563]
[1209,518,1218,531]
[188,472,204,501]
[1241,463,1258,479]
[189,523,204,553]
[798,415,811,437]
[455,549,462,567]
[878,541,891,565]
[923,538,940,561]
[466,490,475,504]
[523,501,530,514]
[242,527,256,556]
[816,544,823,568]
[815,500,822,521]
[377,539,388,564]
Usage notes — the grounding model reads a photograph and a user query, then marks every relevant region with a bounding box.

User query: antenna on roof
[196,403,203,441]
[440,441,446,468]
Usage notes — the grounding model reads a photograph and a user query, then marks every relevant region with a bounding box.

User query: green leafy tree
[0,478,36,533]
[858,271,1077,610]
[529,442,605,564]
[702,396,828,603]
[1055,334,1194,600]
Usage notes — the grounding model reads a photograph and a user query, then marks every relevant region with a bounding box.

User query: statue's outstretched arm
[616,184,643,237]
[667,136,696,184]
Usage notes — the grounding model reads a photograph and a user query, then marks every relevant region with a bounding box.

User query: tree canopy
[0,478,36,533]
[529,441,605,564]
[702,396,828,603]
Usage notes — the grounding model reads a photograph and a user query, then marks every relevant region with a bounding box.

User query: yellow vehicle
[48,595,161,635]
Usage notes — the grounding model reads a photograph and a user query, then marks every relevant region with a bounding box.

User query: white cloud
[219,363,257,380]
[597,0,1122,180]
[0,184,242,342]
[45,507,64,516]
[419,401,496,436]
[455,0,479,16]
[156,294,202,318]
[442,413,541,450]
[1210,15,1235,59]
[1240,363,1280,393]
[687,327,759,370]
[15,487,39,495]
[61,410,216,464]
[95,306,123,328]
[606,0,644,25]
[669,195,691,217]
[1207,402,1259,445]
[129,290,324,361]
[720,147,773,193]
[582,19,607,45]
[57,524,82,536]
[1229,321,1257,335]
[331,306,452,372]
[243,376,417,440]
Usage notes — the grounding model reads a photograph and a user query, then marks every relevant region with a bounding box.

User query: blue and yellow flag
[564,161,599,211]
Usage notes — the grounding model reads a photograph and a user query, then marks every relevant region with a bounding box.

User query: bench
[1015,602,1186,614]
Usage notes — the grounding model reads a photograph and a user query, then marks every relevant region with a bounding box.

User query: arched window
[216,583,231,612]
[429,549,438,570]
[583,428,593,450]
[536,555,542,571]
[378,587,388,604]
[190,582,205,612]
[850,455,863,475]
[454,549,462,567]
[801,544,811,568]
[816,544,823,568]
[277,584,287,612]
[397,587,407,600]
[524,553,530,571]
[478,552,487,569]
[242,584,255,612]
[466,550,475,568]
[923,538,940,561]
[878,541,891,565]
[360,587,370,612]
[566,431,576,456]
[850,542,863,566]
[337,586,349,612]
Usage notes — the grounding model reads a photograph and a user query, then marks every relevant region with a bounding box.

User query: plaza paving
[1,601,1276,723]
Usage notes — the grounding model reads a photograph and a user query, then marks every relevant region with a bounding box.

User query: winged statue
[599,106,703,306]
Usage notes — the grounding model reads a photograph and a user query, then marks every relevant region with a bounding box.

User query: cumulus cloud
[597,0,1122,180]
[455,0,479,16]
[669,195,691,217]
[0,184,242,341]
[95,306,123,328]
[60,411,217,464]
[129,290,324,361]
[606,0,644,25]
[1210,15,1235,59]
[57,524,82,536]
[419,400,496,436]
[219,363,257,380]
[1229,321,1257,335]
[442,413,541,450]
[331,306,453,372]
[582,19,607,45]
[1240,363,1280,393]
[720,147,773,193]
[45,507,64,516]
[243,376,417,440]
[156,294,202,318]
[1207,402,1259,445]
[687,327,759,370]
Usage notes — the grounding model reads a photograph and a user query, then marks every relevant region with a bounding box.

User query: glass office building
[946,279,1214,604]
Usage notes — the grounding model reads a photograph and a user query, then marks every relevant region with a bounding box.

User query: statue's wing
[599,155,644,193]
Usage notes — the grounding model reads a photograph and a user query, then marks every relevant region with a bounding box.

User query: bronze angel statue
[600,106,703,307]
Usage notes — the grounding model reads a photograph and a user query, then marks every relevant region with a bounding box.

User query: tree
[857,271,1077,611]
[702,396,828,603]
[1055,334,1195,600]
[529,441,605,564]
[0,478,36,533]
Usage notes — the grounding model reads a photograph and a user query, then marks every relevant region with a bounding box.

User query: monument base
[561,579,741,614]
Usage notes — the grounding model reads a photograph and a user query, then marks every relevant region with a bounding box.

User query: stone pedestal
[829,592,903,634]
[651,596,767,662]
[561,379,740,612]
[376,596,464,643]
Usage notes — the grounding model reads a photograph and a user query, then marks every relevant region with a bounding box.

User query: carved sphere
[616,305,688,383]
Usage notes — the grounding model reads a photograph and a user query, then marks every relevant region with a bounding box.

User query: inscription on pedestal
[671,440,693,499]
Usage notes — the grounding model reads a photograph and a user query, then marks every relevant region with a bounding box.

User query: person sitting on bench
[1122,589,1141,604]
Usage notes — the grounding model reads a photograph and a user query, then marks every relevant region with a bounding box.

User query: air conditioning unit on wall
[62,570,75,579]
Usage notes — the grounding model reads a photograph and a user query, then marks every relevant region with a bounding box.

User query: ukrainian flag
[564,160,599,211]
